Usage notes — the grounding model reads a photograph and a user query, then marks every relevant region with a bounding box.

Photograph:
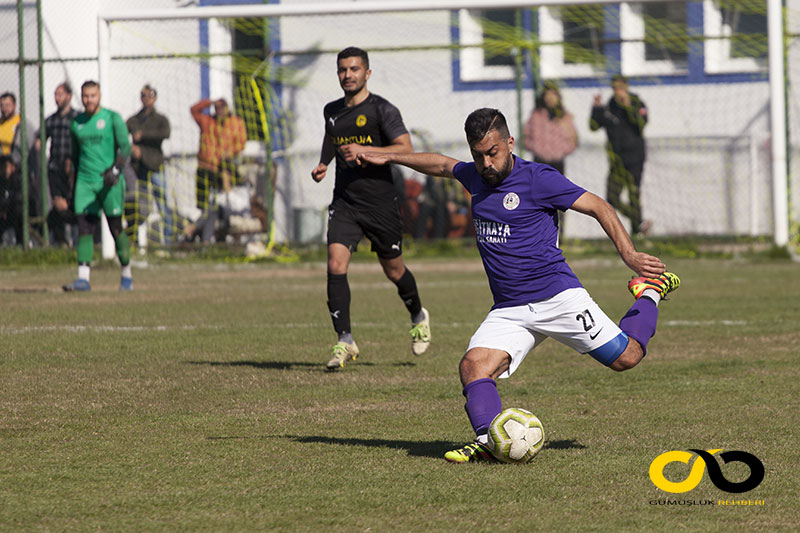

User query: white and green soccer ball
[487,408,545,464]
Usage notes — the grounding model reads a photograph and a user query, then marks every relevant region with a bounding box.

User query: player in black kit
[312,46,431,371]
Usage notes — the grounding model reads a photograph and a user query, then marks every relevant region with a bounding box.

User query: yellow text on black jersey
[330,134,373,146]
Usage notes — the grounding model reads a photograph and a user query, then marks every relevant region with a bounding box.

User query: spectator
[443,178,472,239]
[36,82,79,246]
[127,84,172,243]
[413,173,447,241]
[0,92,35,245]
[590,75,651,236]
[524,80,578,176]
[409,129,447,241]
[524,81,578,239]
[190,97,246,243]
[0,92,20,157]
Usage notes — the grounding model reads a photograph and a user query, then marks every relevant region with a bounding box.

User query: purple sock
[619,298,659,355]
[463,378,502,437]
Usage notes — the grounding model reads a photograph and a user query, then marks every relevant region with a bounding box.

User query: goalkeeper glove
[102,164,121,186]
[102,155,128,187]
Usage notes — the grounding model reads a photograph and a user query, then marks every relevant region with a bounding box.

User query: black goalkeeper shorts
[326,197,403,259]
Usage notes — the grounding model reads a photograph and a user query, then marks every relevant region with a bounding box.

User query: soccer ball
[487,408,545,464]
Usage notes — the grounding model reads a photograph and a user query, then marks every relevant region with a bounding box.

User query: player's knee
[608,344,644,372]
[77,214,98,236]
[107,216,123,238]
[327,258,347,275]
[459,348,509,384]
[381,261,405,281]
[458,353,479,384]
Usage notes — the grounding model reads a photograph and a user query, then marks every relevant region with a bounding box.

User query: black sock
[393,268,422,320]
[327,272,351,336]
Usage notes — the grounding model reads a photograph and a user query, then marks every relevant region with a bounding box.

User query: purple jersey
[453,156,586,309]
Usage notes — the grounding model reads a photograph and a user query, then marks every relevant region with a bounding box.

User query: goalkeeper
[63,81,133,292]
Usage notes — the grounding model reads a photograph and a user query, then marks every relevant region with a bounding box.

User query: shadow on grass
[205,435,586,459]
[187,360,337,370]
[187,360,416,370]
[286,436,587,457]
[286,435,459,458]
[545,439,586,450]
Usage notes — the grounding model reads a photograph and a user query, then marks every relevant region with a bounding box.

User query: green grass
[0,257,798,531]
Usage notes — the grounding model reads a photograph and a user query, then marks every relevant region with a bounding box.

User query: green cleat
[410,307,431,355]
[628,272,680,300]
[325,341,359,372]
[444,441,497,463]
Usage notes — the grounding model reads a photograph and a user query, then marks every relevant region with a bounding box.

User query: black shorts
[327,197,403,259]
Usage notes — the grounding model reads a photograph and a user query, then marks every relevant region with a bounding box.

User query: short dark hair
[81,80,99,91]
[337,46,369,69]
[58,81,73,95]
[141,84,157,97]
[611,74,628,85]
[0,92,16,104]
[464,108,510,145]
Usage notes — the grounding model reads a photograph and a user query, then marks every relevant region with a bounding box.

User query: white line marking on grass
[662,320,747,327]
[0,325,209,334]
[282,322,475,329]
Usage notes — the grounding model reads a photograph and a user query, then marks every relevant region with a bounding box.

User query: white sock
[476,433,489,445]
[78,264,91,281]
[121,264,132,278]
[642,288,661,305]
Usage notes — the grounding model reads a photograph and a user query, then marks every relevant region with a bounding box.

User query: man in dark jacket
[590,75,651,236]
[126,84,171,243]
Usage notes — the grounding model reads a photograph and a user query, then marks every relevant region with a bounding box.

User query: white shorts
[467,287,623,378]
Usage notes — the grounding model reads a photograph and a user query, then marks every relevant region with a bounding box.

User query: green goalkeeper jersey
[70,107,131,182]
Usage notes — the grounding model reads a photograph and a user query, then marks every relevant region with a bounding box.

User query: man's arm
[191,99,212,125]
[311,135,336,182]
[338,132,413,163]
[232,116,246,156]
[112,112,131,158]
[589,94,607,132]
[627,96,647,134]
[569,191,665,278]
[356,151,459,180]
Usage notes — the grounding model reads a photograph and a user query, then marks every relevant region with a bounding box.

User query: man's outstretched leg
[606,272,681,371]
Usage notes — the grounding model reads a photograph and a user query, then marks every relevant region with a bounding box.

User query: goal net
[97,0,799,247]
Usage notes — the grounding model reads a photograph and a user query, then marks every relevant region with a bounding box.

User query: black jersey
[323,93,408,208]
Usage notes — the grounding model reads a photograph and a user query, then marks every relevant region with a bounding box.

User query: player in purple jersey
[311,47,431,372]
[356,108,680,463]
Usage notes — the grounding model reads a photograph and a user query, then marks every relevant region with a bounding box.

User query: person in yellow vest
[0,92,23,244]
[0,92,20,157]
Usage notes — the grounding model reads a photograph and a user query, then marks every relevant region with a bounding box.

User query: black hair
[337,46,369,69]
[464,108,510,145]
[611,74,628,85]
[81,80,100,91]
[59,81,73,95]
[0,92,16,104]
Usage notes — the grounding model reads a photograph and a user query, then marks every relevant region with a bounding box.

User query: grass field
[1,254,798,531]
